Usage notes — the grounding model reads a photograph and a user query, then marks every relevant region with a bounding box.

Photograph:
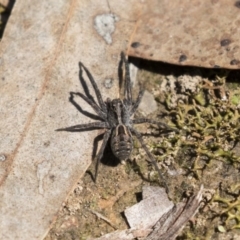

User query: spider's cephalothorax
[56,52,175,191]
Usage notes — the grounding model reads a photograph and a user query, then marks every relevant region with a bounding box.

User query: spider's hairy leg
[69,92,103,121]
[56,121,109,132]
[70,92,107,120]
[130,127,169,193]
[94,129,111,182]
[133,118,178,132]
[79,62,107,113]
[121,52,132,103]
[130,89,144,116]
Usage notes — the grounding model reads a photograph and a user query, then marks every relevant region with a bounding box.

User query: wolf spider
[57,52,175,191]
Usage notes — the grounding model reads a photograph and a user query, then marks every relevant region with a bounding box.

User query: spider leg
[130,89,144,116]
[121,52,132,103]
[69,92,103,121]
[130,127,169,193]
[79,62,107,113]
[133,118,178,132]
[56,121,109,132]
[94,129,111,182]
[71,92,107,120]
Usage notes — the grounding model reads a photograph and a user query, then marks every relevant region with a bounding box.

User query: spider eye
[111,103,117,111]
[111,99,122,111]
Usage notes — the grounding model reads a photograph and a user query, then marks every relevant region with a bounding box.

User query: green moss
[151,74,240,238]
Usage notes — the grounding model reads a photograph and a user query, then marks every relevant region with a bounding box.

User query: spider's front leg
[130,127,169,193]
[129,89,144,116]
[70,92,107,120]
[121,52,133,103]
[69,92,104,121]
[79,62,107,113]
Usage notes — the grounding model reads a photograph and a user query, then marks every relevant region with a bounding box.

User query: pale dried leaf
[125,186,174,229]
[0,0,141,239]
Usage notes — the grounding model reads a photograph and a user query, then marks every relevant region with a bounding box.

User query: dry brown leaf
[128,0,240,69]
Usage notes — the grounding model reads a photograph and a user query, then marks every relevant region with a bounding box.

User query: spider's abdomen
[111,124,133,160]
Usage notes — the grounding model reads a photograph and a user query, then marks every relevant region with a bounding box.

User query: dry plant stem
[88,209,117,230]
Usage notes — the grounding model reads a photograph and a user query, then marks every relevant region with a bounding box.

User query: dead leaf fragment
[125,186,174,229]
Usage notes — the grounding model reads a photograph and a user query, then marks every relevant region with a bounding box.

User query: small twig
[88,209,117,230]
